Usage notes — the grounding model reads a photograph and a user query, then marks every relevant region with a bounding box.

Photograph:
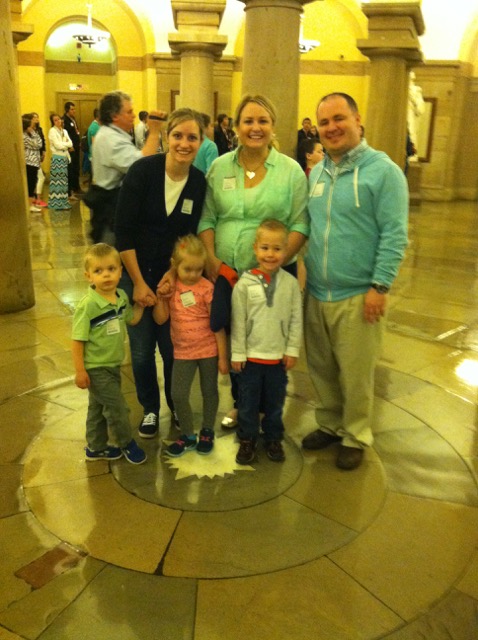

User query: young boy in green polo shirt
[72,243,146,464]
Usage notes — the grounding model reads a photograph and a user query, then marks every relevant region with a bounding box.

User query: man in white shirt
[87,91,166,243]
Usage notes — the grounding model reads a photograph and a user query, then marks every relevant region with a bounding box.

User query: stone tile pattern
[0,201,478,639]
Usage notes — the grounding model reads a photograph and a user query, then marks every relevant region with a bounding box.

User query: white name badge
[312,182,325,197]
[248,285,264,301]
[180,290,196,307]
[106,318,120,334]
[223,177,236,191]
[181,199,193,215]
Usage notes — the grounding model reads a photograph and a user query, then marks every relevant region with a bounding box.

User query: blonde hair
[171,234,207,268]
[167,108,204,141]
[84,243,121,271]
[234,94,277,128]
[255,219,288,242]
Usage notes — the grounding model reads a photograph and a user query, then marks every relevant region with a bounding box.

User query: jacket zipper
[324,167,338,302]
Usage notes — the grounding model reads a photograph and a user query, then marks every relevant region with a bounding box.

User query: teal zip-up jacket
[305,140,409,302]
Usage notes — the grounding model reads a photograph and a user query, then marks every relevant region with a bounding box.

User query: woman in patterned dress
[48,114,72,211]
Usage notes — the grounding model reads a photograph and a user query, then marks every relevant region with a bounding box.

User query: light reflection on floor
[0,199,477,639]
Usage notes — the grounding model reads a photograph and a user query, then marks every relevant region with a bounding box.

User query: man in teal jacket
[302,92,408,470]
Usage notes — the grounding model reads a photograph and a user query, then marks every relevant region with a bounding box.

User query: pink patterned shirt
[169,277,217,359]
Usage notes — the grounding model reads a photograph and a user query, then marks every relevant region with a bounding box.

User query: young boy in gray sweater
[231,219,303,465]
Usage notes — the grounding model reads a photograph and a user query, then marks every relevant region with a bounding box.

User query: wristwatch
[371,283,389,294]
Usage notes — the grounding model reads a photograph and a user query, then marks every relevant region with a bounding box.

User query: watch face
[373,284,389,294]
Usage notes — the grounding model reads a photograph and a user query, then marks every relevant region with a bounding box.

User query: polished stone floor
[1,198,478,639]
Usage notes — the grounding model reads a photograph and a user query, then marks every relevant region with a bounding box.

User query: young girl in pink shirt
[153,235,228,456]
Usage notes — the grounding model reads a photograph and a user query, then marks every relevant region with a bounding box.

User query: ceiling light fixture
[299,17,319,54]
[72,4,110,48]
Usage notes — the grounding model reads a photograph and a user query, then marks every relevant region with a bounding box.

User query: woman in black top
[116,108,206,438]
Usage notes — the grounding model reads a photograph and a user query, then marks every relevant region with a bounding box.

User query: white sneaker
[221,408,238,429]
[30,205,42,212]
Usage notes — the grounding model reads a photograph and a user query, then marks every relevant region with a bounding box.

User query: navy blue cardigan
[115,153,207,287]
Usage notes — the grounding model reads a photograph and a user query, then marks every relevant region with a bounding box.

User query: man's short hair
[319,93,359,113]
[217,113,228,126]
[138,110,148,122]
[99,91,132,125]
[64,101,75,113]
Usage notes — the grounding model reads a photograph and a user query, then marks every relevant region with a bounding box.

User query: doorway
[56,92,102,138]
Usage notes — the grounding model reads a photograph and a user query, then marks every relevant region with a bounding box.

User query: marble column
[169,1,227,115]
[239,0,316,158]
[357,2,424,169]
[0,0,35,313]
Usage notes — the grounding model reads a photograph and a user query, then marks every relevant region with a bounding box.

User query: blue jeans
[120,272,174,416]
[237,361,287,442]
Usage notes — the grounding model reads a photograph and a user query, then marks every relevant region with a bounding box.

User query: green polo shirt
[72,287,133,369]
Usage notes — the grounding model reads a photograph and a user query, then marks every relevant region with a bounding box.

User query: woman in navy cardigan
[116,108,207,439]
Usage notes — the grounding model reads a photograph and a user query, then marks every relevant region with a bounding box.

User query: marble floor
[1,197,478,640]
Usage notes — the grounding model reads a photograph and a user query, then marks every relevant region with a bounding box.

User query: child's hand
[75,370,90,389]
[157,268,176,297]
[157,281,172,297]
[231,360,245,373]
[218,356,230,375]
[282,355,297,371]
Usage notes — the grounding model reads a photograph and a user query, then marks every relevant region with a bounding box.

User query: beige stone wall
[455,79,478,200]
[415,62,477,201]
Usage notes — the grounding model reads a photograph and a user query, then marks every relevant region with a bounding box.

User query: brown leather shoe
[302,429,341,450]
[336,445,364,470]
[265,440,285,462]
[236,439,257,465]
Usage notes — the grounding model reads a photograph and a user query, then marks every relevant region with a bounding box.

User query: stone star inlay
[163,433,256,479]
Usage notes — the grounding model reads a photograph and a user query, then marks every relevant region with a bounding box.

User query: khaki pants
[304,292,385,448]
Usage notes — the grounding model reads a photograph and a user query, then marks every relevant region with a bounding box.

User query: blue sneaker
[121,439,147,465]
[85,445,123,461]
[165,434,197,457]
[196,428,215,455]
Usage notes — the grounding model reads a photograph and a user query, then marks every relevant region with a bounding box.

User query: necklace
[241,154,265,180]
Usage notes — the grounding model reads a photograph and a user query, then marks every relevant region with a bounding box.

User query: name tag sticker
[181,199,193,215]
[248,285,264,301]
[106,318,120,335]
[180,290,196,307]
[223,177,236,191]
[312,182,325,197]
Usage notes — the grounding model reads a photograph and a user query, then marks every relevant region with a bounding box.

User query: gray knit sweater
[231,268,302,362]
